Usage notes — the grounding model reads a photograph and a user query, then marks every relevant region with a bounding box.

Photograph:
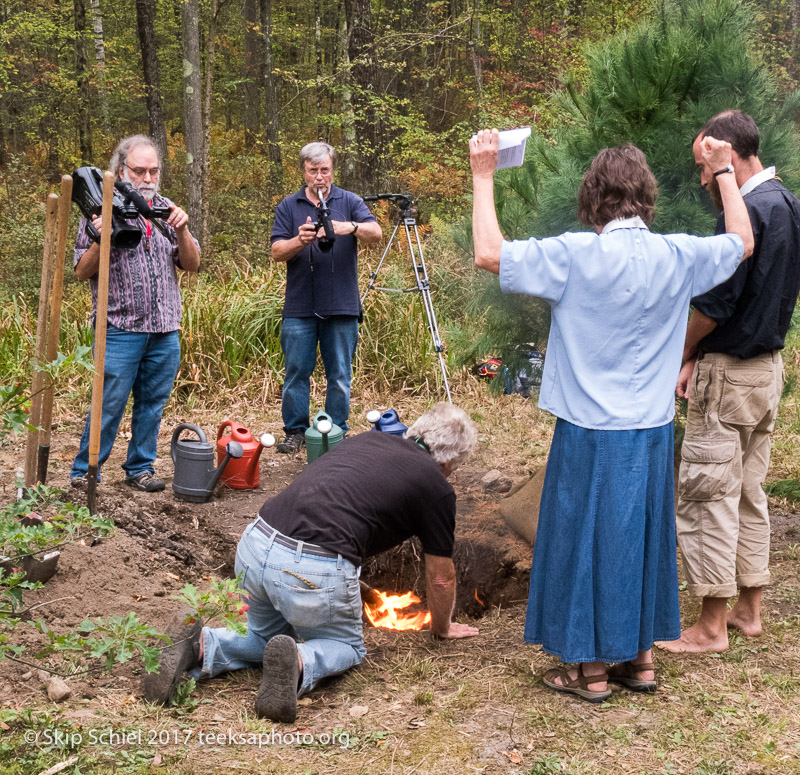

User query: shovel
[23,194,59,487]
[37,175,74,484]
[86,171,114,514]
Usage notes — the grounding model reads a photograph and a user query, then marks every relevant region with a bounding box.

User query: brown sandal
[607,660,657,692]
[542,664,611,704]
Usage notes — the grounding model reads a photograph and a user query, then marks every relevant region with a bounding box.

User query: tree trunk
[87,0,109,128]
[792,0,800,78]
[469,0,483,115]
[201,0,218,253]
[315,0,325,140]
[343,0,382,191]
[73,0,93,161]
[135,0,168,181]
[336,0,356,186]
[242,0,261,147]
[181,0,204,242]
[260,0,283,188]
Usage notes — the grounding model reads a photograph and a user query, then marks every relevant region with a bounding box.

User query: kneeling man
[143,403,479,721]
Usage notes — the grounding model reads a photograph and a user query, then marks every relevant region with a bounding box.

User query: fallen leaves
[502,749,522,764]
[349,704,369,718]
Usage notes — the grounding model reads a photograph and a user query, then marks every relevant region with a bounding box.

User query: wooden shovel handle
[87,171,115,470]
[24,194,59,487]
[37,175,74,481]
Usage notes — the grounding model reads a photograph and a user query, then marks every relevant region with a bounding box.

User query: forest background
[1,0,800,408]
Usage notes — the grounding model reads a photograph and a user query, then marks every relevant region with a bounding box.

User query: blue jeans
[193,520,366,696]
[70,326,181,479]
[280,316,358,434]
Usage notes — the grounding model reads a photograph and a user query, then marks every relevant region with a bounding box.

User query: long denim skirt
[524,418,681,663]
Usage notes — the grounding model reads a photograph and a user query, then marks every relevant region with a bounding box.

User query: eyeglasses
[124,163,161,178]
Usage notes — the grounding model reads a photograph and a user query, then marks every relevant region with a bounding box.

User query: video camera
[71,166,170,249]
[310,187,336,252]
[363,193,415,215]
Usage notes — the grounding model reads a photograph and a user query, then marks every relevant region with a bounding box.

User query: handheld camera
[312,187,336,252]
[71,166,170,249]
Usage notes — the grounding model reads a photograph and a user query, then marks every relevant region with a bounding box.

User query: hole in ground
[362,537,531,618]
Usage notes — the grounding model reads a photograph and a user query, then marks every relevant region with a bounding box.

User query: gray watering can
[171,423,244,503]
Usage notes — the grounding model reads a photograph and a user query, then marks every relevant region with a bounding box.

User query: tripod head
[363,193,415,218]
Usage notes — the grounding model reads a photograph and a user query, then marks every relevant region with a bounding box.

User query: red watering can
[216,421,275,489]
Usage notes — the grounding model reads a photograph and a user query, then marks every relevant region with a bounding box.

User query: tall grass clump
[0,294,33,383]
[0,222,481,413]
[357,226,477,396]
[177,264,285,402]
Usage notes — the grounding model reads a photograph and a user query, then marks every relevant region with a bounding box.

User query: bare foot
[655,623,728,654]
[727,608,762,636]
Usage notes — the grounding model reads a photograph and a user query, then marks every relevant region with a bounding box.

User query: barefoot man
[658,111,800,654]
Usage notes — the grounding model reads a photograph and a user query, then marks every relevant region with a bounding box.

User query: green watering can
[305,411,344,463]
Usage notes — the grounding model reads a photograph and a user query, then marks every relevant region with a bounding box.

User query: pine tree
[460,0,800,385]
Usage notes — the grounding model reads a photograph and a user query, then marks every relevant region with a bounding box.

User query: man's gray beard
[121,171,159,201]
[135,182,159,201]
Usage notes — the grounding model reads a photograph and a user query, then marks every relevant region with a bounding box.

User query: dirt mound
[0,425,526,708]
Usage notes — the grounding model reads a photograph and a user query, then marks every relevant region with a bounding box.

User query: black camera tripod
[361,194,451,402]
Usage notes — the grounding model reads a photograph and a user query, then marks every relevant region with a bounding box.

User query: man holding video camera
[271,142,382,454]
[69,135,200,492]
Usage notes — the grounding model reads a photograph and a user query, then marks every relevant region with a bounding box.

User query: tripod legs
[402,220,451,402]
[361,215,452,402]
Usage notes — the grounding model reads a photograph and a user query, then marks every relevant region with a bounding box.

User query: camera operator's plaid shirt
[73,194,197,333]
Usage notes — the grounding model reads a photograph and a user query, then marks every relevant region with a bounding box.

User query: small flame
[474,588,485,606]
[364,589,432,631]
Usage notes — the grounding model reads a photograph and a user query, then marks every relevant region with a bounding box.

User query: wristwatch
[351,221,359,235]
[713,164,735,178]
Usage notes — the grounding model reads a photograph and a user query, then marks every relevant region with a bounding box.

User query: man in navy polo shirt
[271,142,382,453]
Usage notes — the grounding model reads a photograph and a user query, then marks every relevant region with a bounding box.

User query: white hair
[109,135,159,180]
[299,142,336,169]
[405,403,478,468]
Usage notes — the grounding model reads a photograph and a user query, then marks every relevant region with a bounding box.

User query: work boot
[70,476,88,491]
[255,635,300,723]
[142,608,203,705]
[276,431,305,455]
[125,471,166,492]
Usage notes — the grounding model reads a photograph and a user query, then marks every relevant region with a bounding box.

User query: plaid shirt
[73,194,197,333]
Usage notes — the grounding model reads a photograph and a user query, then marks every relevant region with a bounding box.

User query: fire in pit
[361,582,432,631]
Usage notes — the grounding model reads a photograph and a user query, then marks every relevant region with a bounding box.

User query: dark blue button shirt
[271,185,376,318]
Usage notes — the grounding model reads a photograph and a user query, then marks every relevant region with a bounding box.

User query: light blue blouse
[499,218,743,429]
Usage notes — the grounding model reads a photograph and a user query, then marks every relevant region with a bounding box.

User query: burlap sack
[499,466,546,546]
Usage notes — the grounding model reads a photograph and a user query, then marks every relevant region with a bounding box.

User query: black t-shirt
[692,178,800,359]
[258,432,456,566]
[270,185,377,318]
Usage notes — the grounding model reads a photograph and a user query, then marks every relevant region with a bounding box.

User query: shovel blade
[86,465,98,514]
